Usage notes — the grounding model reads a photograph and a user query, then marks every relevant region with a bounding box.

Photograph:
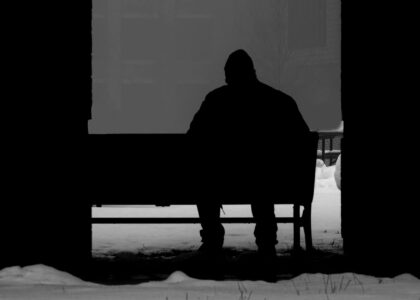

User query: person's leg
[251,202,278,256]
[250,202,278,282]
[196,202,225,251]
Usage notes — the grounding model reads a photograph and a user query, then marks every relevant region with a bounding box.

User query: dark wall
[2,1,92,277]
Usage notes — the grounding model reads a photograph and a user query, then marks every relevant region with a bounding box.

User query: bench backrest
[89,132,319,206]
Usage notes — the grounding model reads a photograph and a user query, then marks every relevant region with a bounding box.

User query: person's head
[224,49,257,86]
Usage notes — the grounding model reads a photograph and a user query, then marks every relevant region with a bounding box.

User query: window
[91,0,341,133]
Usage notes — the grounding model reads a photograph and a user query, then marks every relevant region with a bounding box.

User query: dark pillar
[341,1,419,278]
[1,1,92,278]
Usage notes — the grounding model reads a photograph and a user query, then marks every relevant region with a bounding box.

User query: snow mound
[316,164,335,180]
[316,158,325,168]
[0,267,419,300]
[0,265,95,286]
[314,163,339,190]
[163,271,195,283]
[393,273,420,282]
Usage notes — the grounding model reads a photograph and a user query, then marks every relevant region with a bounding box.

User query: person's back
[187,50,310,273]
[188,50,309,196]
[189,81,308,136]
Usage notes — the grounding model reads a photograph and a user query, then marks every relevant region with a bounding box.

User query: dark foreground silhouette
[187,50,310,267]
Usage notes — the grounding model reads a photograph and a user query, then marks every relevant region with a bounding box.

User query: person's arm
[187,95,213,136]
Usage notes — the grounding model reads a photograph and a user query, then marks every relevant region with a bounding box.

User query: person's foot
[257,245,277,260]
[182,243,226,280]
[198,242,222,252]
[197,243,225,261]
[197,234,224,257]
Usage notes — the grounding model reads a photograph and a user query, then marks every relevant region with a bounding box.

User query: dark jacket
[188,80,309,138]
[187,80,310,199]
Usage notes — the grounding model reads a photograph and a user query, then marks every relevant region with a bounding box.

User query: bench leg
[303,204,314,251]
[293,204,301,251]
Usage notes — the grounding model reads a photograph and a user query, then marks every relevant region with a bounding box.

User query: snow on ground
[92,162,342,257]
[1,265,419,300]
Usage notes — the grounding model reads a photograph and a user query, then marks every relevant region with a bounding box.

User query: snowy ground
[1,265,419,300]
[92,161,342,257]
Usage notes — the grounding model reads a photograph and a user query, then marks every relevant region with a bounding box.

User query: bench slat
[92,217,300,224]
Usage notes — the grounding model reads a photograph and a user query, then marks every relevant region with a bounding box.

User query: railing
[317,131,343,166]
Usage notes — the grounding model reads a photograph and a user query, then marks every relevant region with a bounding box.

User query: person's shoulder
[206,85,229,99]
[202,85,230,107]
[258,82,295,104]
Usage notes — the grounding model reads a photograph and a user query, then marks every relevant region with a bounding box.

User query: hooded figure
[188,49,309,265]
[189,49,308,137]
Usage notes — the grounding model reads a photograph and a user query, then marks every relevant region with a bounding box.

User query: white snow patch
[314,163,338,191]
[316,164,335,180]
[163,271,195,283]
[316,158,325,168]
[0,265,419,300]
[0,265,96,286]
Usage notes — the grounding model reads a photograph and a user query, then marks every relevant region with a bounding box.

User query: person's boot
[257,244,277,259]
[198,229,224,256]
[189,230,225,280]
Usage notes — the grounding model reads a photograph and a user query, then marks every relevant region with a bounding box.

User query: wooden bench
[89,132,319,251]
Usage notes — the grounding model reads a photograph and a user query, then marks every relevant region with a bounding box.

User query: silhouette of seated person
[187,49,309,259]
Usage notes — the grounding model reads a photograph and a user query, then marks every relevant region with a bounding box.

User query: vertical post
[329,136,333,165]
[303,205,313,251]
[341,137,345,247]
[293,204,301,251]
